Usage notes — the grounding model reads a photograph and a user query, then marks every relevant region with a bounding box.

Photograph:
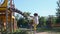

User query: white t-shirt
[33,16,39,25]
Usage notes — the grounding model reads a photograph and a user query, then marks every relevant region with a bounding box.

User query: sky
[14,0,58,16]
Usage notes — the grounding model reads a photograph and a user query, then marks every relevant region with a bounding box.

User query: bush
[10,29,29,34]
[12,30,28,34]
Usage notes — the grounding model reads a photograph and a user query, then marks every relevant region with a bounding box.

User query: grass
[8,27,60,34]
[36,27,60,32]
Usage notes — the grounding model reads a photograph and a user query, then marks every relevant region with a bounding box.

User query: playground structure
[0,0,27,34]
[1,0,60,34]
[0,0,16,34]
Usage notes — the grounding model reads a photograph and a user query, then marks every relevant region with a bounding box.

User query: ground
[37,32,49,34]
[36,32,60,34]
[20,28,60,34]
[28,31,60,34]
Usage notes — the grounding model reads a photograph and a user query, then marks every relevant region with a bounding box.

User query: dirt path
[36,32,48,34]
[36,32,60,34]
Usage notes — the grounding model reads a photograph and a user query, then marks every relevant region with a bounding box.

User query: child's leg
[34,24,37,34]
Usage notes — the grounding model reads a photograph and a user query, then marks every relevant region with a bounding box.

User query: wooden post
[10,11,12,34]
[10,0,13,34]
[6,8,8,34]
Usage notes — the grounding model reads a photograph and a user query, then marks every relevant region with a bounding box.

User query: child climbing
[33,13,39,34]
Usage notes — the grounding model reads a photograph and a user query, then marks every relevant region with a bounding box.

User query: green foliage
[56,0,60,23]
[38,16,46,27]
[9,29,29,34]
[15,14,20,21]
[37,27,60,32]
[56,18,60,23]
[17,17,28,28]
[48,15,56,24]
[13,31,28,34]
[24,12,31,16]
[15,11,57,29]
[17,12,31,28]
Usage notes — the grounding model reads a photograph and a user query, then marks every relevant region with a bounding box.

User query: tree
[46,15,52,29]
[46,15,56,29]
[17,12,31,28]
[23,12,31,16]
[17,17,28,28]
[38,16,46,27]
[48,15,55,24]
[15,14,20,21]
[56,0,60,23]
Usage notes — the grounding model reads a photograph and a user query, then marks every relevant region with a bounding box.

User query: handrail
[8,8,28,17]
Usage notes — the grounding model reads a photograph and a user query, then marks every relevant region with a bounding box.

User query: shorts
[34,24,37,30]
